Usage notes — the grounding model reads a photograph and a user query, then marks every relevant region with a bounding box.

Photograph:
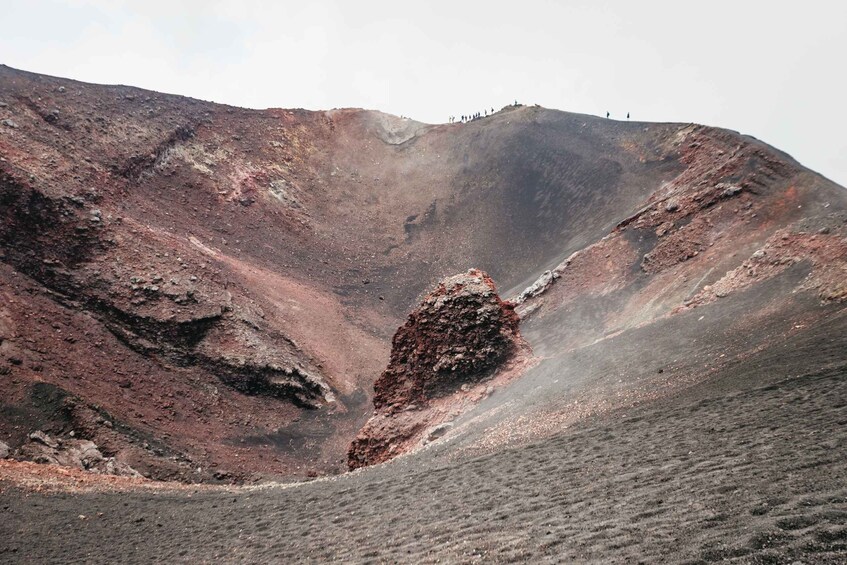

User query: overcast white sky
[2,0,846,186]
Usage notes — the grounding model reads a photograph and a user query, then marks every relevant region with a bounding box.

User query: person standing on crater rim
[606,111,610,118]
[627,112,630,119]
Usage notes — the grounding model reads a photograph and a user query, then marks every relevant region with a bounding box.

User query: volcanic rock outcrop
[348,269,528,469]
[16,430,141,477]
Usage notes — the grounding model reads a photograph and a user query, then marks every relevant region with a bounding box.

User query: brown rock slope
[348,269,528,469]
[0,64,845,484]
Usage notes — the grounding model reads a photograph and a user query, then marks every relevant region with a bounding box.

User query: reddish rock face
[375,269,522,409]
[349,269,525,469]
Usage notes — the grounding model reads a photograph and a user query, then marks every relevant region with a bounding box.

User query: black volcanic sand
[2,311,846,564]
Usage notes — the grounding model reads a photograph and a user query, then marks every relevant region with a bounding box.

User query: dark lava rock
[375,268,521,410]
[348,269,524,469]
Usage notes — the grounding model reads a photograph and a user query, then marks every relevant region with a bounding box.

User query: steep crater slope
[413,126,847,460]
[0,64,845,482]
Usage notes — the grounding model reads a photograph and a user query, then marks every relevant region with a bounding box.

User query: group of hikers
[447,104,630,124]
[449,108,494,123]
[448,100,522,124]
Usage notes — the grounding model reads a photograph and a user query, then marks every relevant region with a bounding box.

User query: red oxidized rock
[349,269,524,469]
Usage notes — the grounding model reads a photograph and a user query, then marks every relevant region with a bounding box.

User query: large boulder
[17,431,141,477]
[349,269,526,469]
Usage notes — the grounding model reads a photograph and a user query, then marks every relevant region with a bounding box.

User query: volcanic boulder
[348,269,526,469]
[17,431,141,477]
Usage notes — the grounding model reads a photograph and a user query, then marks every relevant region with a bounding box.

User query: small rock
[29,430,59,449]
[719,183,742,198]
[2,119,19,129]
[515,270,558,303]
[0,441,10,459]
[57,86,66,93]
[656,221,674,237]
[426,422,454,443]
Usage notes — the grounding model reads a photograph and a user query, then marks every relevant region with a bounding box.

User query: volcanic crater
[1,65,846,563]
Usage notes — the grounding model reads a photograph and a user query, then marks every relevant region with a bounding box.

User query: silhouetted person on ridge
[627,112,630,119]
[606,111,610,118]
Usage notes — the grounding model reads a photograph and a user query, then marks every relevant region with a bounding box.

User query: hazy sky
[2,0,846,186]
